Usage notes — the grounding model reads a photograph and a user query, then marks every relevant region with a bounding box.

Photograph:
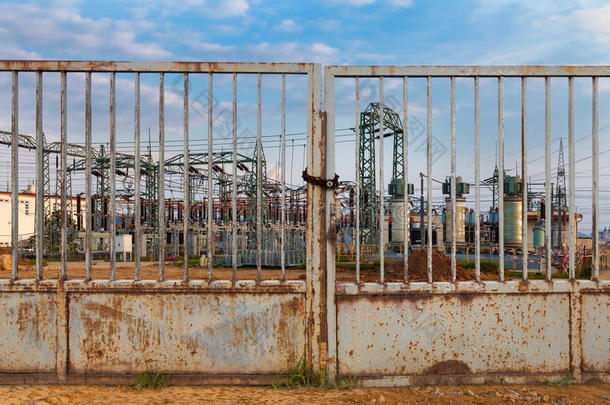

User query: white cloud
[276,19,300,32]
[186,41,341,64]
[125,0,250,18]
[0,3,171,59]
[553,4,610,43]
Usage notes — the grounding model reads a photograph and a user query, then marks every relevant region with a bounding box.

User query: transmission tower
[358,102,403,245]
[556,137,567,247]
[556,138,567,209]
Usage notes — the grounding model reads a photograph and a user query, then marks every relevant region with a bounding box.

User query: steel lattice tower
[556,137,567,209]
[358,102,403,245]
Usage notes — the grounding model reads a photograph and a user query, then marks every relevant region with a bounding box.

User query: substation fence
[325,65,606,283]
[0,61,318,283]
[0,61,608,386]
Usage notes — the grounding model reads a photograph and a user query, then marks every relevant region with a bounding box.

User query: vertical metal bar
[60,71,67,281]
[10,71,18,281]
[109,72,116,280]
[183,73,189,282]
[158,73,166,281]
[355,77,361,284]
[134,73,141,280]
[35,71,43,280]
[85,72,92,281]
[232,73,238,283]
[521,77,528,281]
[474,77,481,282]
[568,77,575,280]
[379,77,385,284]
[207,73,214,282]
[402,76,409,283]
[592,77,599,281]
[544,77,552,280]
[450,76,456,282]
[426,76,432,282]
[281,73,286,281]
[256,73,262,283]
[498,76,505,282]
[324,65,337,381]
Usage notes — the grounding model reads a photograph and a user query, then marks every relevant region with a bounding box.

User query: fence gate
[0,61,329,384]
[323,66,610,386]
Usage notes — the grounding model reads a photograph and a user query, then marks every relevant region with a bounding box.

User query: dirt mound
[361,249,487,282]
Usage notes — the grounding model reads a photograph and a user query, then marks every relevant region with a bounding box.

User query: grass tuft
[131,372,169,389]
[272,357,358,390]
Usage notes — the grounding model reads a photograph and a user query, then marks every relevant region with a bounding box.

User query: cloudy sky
[1,0,610,64]
[0,0,609,232]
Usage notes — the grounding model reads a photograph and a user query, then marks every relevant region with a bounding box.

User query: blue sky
[1,0,609,64]
[0,0,609,232]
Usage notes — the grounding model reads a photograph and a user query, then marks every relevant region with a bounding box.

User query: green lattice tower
[359,105,378,245]
[42,140,54,254]
[358,102,404,245]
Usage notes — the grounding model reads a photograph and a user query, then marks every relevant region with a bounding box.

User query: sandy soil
[1,253,607,282]
[0,384,608,404]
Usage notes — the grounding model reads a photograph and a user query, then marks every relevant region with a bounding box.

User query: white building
[0,185,88,247]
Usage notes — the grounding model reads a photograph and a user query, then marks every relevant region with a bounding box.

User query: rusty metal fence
[324,66,610,385]
[0,62,608,386]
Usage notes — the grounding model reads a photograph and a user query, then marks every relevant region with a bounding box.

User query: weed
[546,376,576,387]
[272,357,325,389]
[131,372,169,389]
[272,357,359,390]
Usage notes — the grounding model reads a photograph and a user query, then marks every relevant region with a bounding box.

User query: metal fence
[0,61,608,386]
[0,61,319,283]
[325,65,605,283]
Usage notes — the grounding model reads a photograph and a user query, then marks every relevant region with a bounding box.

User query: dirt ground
[1,249,608,281]
[0,384,608,404]
[0,249,482,282]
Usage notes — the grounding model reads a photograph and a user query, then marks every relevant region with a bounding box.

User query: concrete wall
[0,280,305,384]
[336,281,610,386]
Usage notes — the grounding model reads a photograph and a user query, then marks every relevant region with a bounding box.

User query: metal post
[568,77,575,279]
[11,71,18,281]
[379,77,385,283]
[183,73,189,281]
[521,77,528,281]
[474,77,481,282]
[60,72,67,280]
[402,76,409,283]
[256,73,262,283]
[134,72,141,281]
[85,72,92,281]
[207,73,214,282]
[450,76,456,282]
[109,72,116,281]
[281,73,286,281]
[426,77,432,282]
[498,77,505,282]
[545,77,552,280]
[158,73,166,281]
[306,64,324,372]
[35,71,43,280]
[355,77,361,283]
[232,73,238,283]
[592,77,599,281]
